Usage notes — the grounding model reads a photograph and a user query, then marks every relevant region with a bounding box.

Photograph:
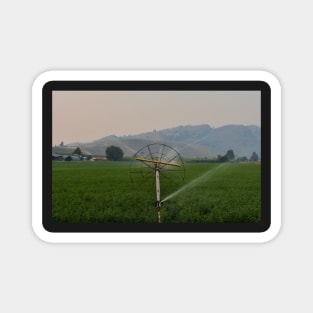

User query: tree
[60,141,64,146]
[106,146,124,161]
[250,152,259,162]
[72,147,82,156]
[217,149,235,163]
[217,154,228,163]
[225,149,235,161]
[237,156,248,162]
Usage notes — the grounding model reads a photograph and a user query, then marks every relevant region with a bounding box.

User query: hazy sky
[52,90,260,145]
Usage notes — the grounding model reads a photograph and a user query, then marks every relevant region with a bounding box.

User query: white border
[32,70,281,243]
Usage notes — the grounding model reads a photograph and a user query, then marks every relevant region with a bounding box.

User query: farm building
[92,157,107,161]
[52,153,64,160]
[64,154,81,161]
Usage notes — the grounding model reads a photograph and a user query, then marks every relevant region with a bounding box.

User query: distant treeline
[184,158,259,164]
[184,150,259,164]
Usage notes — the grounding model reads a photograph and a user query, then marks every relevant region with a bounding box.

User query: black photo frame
[42,80,271,234]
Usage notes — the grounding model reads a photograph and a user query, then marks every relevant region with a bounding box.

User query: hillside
[54,124,261,158]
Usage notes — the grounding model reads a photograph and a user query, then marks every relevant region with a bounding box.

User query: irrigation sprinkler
[129,143,185,223]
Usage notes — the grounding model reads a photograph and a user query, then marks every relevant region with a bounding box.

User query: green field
[52,161,261,223]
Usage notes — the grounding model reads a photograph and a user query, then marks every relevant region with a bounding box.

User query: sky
[52,90,260,145]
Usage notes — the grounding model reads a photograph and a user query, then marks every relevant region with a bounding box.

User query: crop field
[52,161,261,223]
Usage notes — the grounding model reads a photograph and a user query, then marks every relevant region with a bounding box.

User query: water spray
[161,163,227,203]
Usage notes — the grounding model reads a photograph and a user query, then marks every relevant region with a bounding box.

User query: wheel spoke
[130,143,185,187]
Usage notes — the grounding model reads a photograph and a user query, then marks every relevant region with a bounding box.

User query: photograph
[51,89,262,225]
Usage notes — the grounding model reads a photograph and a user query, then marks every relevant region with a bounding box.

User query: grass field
[52,161,261,223]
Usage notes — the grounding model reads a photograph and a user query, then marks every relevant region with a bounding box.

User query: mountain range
[54,124,261,158]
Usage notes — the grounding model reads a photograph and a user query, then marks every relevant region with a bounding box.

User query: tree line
[217,149,259,163]
[73,145,124,161]
[59,144,259,163]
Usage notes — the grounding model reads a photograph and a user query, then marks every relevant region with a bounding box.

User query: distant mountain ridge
[55,124,260,158]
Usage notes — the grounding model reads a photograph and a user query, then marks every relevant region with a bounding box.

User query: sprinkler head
[155,200,162,209]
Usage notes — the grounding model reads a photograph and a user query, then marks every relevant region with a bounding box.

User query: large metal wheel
[129,143,185,186]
